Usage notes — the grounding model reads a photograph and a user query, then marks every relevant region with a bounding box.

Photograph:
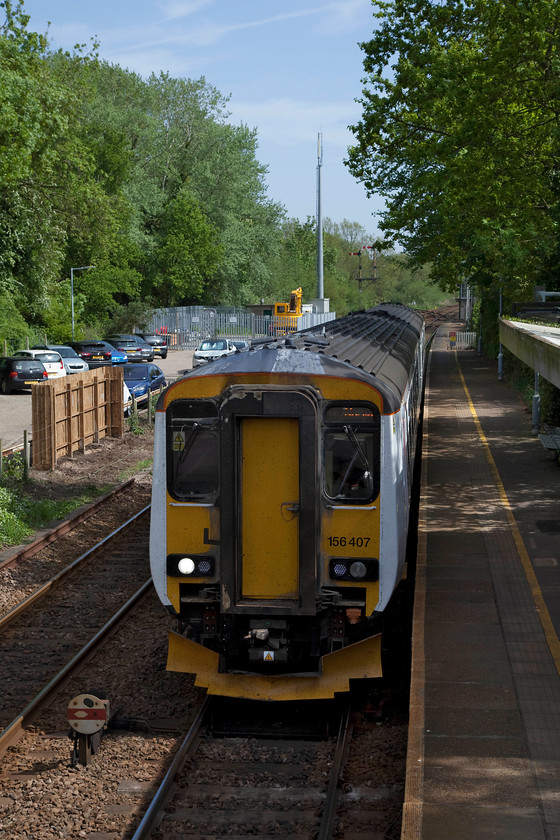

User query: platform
[403,328,560,840]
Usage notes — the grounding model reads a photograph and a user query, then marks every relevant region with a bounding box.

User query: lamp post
[71,266,94,340]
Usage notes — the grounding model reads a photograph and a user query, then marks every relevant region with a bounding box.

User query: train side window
[323,404,380,503]
[167,401,219,500]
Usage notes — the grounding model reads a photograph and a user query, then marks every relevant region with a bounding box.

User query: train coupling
[245,619,288,662]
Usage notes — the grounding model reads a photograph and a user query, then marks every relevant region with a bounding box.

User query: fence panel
[455,331,478,349]
[31,367,125,470]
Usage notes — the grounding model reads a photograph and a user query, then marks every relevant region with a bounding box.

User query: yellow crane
[272,288,303,334]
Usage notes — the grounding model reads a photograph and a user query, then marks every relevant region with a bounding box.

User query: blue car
[123,363,167,409]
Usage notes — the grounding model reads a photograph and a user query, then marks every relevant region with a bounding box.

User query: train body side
[150,304,424,701]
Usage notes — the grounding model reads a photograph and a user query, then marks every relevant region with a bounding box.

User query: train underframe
[173,585,382,678]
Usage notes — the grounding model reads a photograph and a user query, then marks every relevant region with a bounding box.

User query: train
[149,303,425,701]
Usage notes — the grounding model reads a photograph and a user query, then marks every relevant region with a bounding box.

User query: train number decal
[327,536,371,548]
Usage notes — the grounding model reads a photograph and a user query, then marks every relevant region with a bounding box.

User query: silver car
[32,344,90,375]
[192,338,236,367]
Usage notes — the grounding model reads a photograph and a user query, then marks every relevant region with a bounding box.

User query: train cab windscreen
[167,401,219,500]
[323,404,380,503]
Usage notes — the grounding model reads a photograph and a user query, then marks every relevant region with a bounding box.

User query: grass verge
[0,453,109,550]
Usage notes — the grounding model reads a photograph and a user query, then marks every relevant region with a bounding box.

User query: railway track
[0,504,152,758]
[132,698,347,839]
[0,478,138,572]
[130,694,406,840]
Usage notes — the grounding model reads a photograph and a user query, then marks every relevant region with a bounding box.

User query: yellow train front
[150,304,425,701]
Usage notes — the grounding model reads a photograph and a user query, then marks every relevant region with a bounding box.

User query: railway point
[403,325,560,840]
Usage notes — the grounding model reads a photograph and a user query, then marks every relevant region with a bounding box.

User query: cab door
[220,387,318,615]
[240,416,300,599]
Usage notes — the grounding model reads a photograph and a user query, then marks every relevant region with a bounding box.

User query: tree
[0,0,70,304]
[151,190,222,306]
[346,0,560,300]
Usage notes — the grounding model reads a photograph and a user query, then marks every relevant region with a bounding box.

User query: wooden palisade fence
[32,367,125,470]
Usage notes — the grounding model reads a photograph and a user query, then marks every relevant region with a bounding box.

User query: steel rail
[0,578,153,758]
[317,698,353,840]
[130,697,212,840]
[0,504,150,631]
[0,478,137,571]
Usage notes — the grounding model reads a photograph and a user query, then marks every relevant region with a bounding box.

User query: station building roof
[500,318,560,389]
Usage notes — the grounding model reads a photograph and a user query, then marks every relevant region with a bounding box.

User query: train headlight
[178,557,196,575]
[167,554,215,577]
[349,561,367,579]
[329,558,379,581]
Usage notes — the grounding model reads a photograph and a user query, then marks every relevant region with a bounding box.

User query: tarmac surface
[0,348,194,452]
[403,327,560,840]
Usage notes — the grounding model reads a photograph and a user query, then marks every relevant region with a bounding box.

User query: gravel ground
[0,428,205,840]
[0,423,408,840]
[0,593,202,840]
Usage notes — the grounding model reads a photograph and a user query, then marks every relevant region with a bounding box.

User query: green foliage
[541,377,560,427]
[0,486,32,546]
[0,1,446,342]
[104,301,153,334]
[0,451,104,548]
[347,0,560,300]
[151,190,223,306]
[0,291,29,349]
[501,350,560,427]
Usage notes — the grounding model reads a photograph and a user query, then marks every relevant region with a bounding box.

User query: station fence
[31,367,125,470]
[449,330,478,349]
[147,307,337,350]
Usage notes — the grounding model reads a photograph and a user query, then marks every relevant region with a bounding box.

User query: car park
[107,338,144,362]
[13,349,66,379]
[137,333,168,359]
[32,344,89,375]
[192,338,236,367]
[0,356,48,393]
[70,340,127,367]
[122,363,166,408]
[105,334,154,362]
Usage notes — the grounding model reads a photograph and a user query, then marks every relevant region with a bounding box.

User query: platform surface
[403,327,560,840]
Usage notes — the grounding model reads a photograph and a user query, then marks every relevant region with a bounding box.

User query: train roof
[181,304,424,413]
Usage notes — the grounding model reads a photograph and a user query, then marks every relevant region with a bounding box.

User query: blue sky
[20,0,383,237]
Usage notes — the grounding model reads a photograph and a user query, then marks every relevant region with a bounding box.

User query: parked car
[13,349,66,380]
[32,344,89,375]
[70,340,127,367]
[106,338,144,362]
[105,334,154,362]
[0,356,48,393]
[192,338,236,367]
[232,340,250,351]
[122,363,167,409]
[137,333,168,359]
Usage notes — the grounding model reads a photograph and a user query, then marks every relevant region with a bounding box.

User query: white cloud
[157,0,214,21]
[228,97,359,150]
[318,0,373,35]
[124,5,353,52]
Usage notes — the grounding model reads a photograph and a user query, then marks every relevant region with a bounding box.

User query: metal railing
[148,307,336,350]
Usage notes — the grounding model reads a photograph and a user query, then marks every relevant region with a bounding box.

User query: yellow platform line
[456,353,560,675]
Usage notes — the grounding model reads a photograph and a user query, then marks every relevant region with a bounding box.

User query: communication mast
[316,133,324,300]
